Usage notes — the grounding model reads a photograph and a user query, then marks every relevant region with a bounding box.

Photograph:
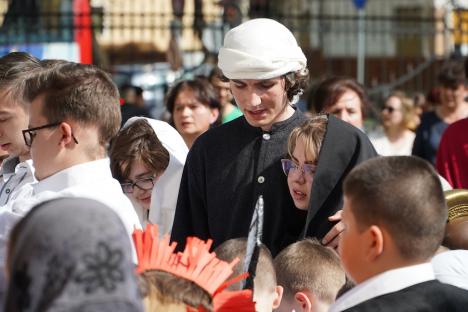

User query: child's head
[110,118,170,210]
[139,270,212,311]
[215,238,282,312]
[340,156,447,284]
[133,226,256,312]
[24,62,122,180]
[274,239,345,312]
[0,52,41,160]
[165,77,221,147]
[283,116,327,210]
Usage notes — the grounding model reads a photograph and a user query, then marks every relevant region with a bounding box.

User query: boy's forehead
[232,77,282,84]
[0,89,21,110]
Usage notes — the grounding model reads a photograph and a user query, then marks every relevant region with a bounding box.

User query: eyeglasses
[22,122,79,147]
[121,176,156,194]
[382,106,397,114]
[281,159,316,180]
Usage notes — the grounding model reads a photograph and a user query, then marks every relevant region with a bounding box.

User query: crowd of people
[0,17,467,312]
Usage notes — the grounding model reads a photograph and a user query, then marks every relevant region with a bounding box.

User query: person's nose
[339,111,350,123]
[291,167,306,184]
[248,91,262,107]
[180,106,191,117]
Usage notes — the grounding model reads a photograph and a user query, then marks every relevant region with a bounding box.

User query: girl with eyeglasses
[282,115,377,249]
[110,117,188,233]
[370,91,418,156]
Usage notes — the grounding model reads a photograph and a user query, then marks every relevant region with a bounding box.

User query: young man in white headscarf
[172,19,343,255]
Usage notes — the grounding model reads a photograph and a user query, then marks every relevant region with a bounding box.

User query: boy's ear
[294,291,312,312]
[272,285,284,309]
[366,225,384,262]
[209,108,220,125]
[58,122,75,147]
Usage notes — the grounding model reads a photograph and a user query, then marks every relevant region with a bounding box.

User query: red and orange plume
[132,224,256,312]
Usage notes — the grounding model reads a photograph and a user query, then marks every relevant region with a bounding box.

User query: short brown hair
[110,119,170,182]
[343,156,447,260]
[0,51,41,108]
[438,60,466,89]
[287,115,328,164]
[139,270,213,311]
[214,238,276,294]
[165,77,222,126]
[308,77,369,118]
[274,239,345,304]
[24,62,121,146]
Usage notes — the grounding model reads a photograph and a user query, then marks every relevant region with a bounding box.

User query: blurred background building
[1,0,467,118]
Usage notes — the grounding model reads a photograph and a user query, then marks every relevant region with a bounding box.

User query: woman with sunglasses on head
[110,117,188,233]
[281,115,377,248]
[370,91,418,156]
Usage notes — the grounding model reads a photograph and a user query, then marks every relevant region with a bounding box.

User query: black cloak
[301,115,378,240]
[171,109,308,256]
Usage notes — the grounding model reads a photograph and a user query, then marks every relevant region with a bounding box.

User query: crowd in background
[0,17,467,312]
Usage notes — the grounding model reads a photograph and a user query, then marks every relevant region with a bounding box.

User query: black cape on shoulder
[302,115,378,239]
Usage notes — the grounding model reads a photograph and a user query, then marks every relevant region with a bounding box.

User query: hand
[321,210,344,249]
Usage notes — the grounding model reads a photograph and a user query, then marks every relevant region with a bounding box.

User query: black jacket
[343,280,468,312]
[171,109,307,255]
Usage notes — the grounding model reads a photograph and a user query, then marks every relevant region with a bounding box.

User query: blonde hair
[139,270,213,311]
[274,239,345,304]
[385,91,418,131]
[287,115,328,163]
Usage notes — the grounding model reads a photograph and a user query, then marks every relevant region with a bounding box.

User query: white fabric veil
[123,117,188,234]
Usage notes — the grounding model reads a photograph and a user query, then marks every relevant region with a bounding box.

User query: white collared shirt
[0,157,36,206]
[330,263,435,312]
[0,158,141,298]
[0,159,140,264]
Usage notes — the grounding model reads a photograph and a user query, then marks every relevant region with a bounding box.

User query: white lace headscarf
[218,18,307,80]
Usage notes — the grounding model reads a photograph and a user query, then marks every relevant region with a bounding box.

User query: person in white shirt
[332,156,468,312]
[110,117,188,233]
[0,63,141,299]
[0,52,42,205]
[369,91,417,156]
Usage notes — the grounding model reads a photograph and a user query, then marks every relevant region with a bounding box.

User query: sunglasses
[121,176,157,194]
[281,159,316,180]
[382,106,398,113]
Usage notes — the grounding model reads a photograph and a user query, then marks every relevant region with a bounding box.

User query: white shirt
[369,131,415,156]
[0,159,140,260]
[330,263,435,312]
[432,250,468,291]
[0,157,36,206]
[0,158,141,298]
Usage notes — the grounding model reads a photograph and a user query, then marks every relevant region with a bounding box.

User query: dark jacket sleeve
[170,143,209,249]
[412,123,426,159]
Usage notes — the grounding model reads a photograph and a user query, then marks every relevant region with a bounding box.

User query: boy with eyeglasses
[0,61,140,271]
[110,117,188,233]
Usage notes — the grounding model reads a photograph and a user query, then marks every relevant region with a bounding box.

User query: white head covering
[432,250,468,291]
[218,18,307,80]
[123,117,188,235]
